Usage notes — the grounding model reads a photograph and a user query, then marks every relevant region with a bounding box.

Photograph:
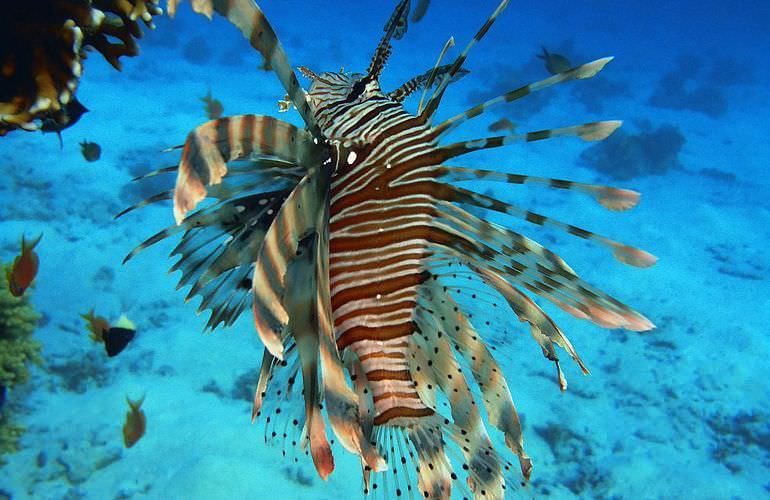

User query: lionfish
[120,0,656,497]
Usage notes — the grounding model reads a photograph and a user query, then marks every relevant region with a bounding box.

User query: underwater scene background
[1,0,769,498]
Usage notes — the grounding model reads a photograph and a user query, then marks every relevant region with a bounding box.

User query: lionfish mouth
[120,0,656,497]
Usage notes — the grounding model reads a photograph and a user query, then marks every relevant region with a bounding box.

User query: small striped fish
[122,0,656,497]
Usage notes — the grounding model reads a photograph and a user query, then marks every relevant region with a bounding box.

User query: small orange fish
[200,89,224,120]
[6,233,42,297]
[81,308,110,343]
[122,395,146,448]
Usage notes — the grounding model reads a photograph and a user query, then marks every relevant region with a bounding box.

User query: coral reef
[0,414,24,465]
[534,422,611,496]
[708,410,770,474]
[92,265,116,292]
[649,72,727,118]
[0,261,42,462]
[580,123,685,180]
[46,351,111,394]
[0,0,161,136]
[648,53,754,118]
[571,76,630,113]
[20,422,125,492]
[707,243,767,281]
[282,465,315,487]
[230,369,260,402]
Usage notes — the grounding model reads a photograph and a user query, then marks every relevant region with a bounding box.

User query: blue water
[1,1,768,498]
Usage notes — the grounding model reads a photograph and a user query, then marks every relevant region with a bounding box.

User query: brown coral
[166,0,214,18]
[0,0,162,136]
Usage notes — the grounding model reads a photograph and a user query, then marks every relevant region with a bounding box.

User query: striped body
[307,73,439,425]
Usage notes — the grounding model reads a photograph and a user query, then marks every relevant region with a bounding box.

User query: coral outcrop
[0,0,161,136]
[0,260,42,462]
[580,123,686,180]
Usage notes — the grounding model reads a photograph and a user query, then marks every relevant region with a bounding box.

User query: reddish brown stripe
[395,167,443,184]
[372,391,421,403]
[366,369,412,382]
[379,115,428,142]
[331,262,419,292]
[329,242,426,267]
[329,248,423,274]
[337,322,415,349]
[241,115,256,156]
[215,118,230,158]
[331,178,451,215]
[338,311,414,335]
[330,271,427,311]
[331,222,477,256]
[358,351,406,362]
[333,299,416,327]
[330,204,436,234]
[374,406,434,425]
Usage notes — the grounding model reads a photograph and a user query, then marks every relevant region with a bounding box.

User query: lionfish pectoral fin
[173,0,321,137]
[434,57,614,136]
[285,231,337,479]
[404,314,511,497]
[251,162,331,361]
[436,121,623,164]
[252,347,276,422]
[391,416,507,499]
[173,115,317,224]
[407,421,454,498]
[428,165,641,211]
[417,278,532,467]
[308,409,334,480]
[447,183,655,268]
[310,210,387,473]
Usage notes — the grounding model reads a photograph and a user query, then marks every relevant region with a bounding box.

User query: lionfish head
[301,68,384,112]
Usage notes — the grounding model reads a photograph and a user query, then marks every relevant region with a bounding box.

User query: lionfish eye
[345,78,367,103]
